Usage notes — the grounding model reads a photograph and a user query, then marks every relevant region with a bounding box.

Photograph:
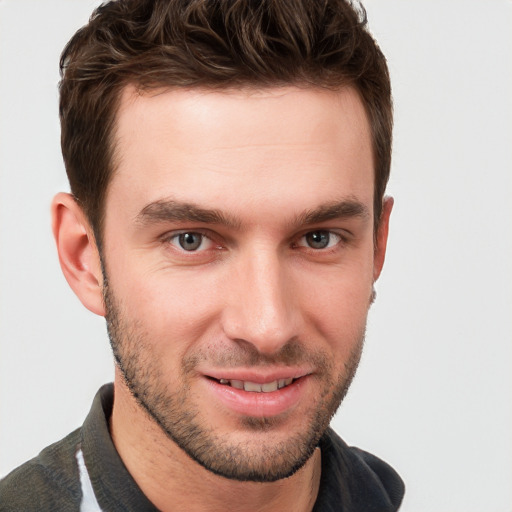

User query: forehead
[107,85,374,222]
[114,84,370,153]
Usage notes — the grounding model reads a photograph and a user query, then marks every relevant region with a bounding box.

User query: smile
[217,378,294,392]
[203,372,310,417]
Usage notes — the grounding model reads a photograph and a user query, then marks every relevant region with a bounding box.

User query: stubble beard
[103,278,365,482]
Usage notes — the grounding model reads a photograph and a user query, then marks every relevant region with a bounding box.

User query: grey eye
[178,232,203,251]
[305,231,331,249]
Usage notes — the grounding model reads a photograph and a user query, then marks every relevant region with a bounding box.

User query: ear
[373,196,393,282]
[51,192,105,316]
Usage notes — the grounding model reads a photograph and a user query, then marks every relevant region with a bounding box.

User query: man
[0,0,404,510]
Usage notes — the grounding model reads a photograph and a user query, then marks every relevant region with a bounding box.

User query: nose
[221,247,300,355]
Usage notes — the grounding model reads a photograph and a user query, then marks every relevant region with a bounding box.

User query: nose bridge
[223,244,298,354]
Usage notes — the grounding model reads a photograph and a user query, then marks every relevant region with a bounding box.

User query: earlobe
[373,196,393,282]
[51,192,106,316]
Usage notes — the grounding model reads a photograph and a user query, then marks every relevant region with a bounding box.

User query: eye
[169,232,211,252]
[299,230,342,250]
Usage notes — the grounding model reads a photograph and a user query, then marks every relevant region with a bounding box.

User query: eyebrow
[294,198,371,226]
[136,199,241,228]
[136,197,370,229]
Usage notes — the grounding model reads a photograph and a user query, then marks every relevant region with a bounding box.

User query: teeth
[278,378,293,389]
[230,380,244,390]
[243,381,262,392]
[261,381,278,392]
[217,377,294,392]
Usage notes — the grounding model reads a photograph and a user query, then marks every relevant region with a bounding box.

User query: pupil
[179,233,201,251]
[307,231,329,249]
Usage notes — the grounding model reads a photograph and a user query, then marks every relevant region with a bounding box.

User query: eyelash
[163,229,348,254]
[165,230,219,253]
[294,231,345,251]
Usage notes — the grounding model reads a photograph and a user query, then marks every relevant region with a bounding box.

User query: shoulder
[315,429,405,512]
[0,428,82,512]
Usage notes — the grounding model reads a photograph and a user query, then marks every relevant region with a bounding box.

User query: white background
[1,1,511,510]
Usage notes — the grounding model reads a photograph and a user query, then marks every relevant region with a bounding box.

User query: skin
[52,85,392,512]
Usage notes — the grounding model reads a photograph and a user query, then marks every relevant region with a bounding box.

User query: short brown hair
[59,0,392,241]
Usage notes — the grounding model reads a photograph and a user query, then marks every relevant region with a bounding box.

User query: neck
[110,376,322,512]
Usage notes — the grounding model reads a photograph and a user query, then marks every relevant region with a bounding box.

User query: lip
[203,367,311,384]
[202,371,311,418]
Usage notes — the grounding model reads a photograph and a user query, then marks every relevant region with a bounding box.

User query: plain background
[1,1,511,510]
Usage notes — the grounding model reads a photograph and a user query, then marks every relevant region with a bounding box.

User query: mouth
[203,372,311,417]
[213,377,295,393]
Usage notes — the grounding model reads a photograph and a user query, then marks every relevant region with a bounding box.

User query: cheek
[308,285,370,339]
[296,259,374,342]
[115,267,223,349]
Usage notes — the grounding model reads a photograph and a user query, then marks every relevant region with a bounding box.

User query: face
[101,86,384,482]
